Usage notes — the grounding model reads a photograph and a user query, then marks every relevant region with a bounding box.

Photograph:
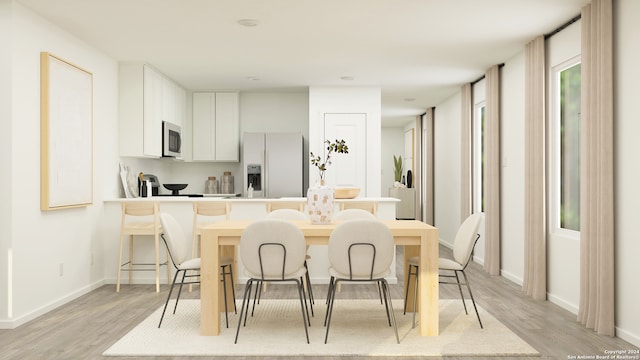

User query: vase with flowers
[307,139,349,224]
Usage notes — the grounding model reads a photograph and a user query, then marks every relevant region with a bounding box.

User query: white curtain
[483,65,501,276]
[578,0,615,336]
[422,108,434,225]
[523,35,547,300]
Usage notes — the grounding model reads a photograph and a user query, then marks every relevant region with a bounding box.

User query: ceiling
[16,0,588,127]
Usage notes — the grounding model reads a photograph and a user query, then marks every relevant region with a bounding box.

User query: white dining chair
[331,208,381,299]
[265,208,315,315]
[158,212,236,328]
[404,212,483,328]
[324,219,399,344]
[235,219,310,344]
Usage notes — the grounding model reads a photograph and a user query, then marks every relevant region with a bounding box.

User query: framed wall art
[40,52,93,210]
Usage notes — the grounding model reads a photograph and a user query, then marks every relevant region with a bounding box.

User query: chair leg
[158,270,181,328]
[300,277,311,326]
[461,270,483,329]
[295,278,310,344]
[116,234,125,292]
[412,265,419,328]
[222,266,229,328]
[303,261,314,316]
[380,280,392,326]
[154,233,161,292]
[403,265,413,315]
[381,279,400,344]
[454,271,469,314]
[228,265,237,314]
[251,280,261,317]
[324,276,335,326]
[234,279,253,344]
[172,270,187,315]
[324,279,339,343]
[128,235,134,285]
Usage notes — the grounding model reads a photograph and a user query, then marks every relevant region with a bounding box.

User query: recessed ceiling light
[247,76,261,81]
[340,76,354,81]
[237,19,259,27]
[404,98,416,102]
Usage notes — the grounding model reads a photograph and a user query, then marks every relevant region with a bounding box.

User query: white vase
[306,181,334,224]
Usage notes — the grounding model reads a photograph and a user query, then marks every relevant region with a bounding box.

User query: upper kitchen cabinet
[119,64,186,158]
[162,77,186,128]
[192,92,240,162]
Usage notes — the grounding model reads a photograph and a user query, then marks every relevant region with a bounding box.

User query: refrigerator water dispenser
[247,164,262,191]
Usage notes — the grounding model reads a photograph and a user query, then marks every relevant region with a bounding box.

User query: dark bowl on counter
[163,183,188,195]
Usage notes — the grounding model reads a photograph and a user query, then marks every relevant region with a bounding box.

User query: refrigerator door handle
[263,149,268,198]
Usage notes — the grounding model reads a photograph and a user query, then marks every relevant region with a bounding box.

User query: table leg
[200,229,220,335]
[419,227,439,336]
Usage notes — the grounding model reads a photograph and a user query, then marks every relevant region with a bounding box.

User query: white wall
[0,0,13,321]
[308,86,382,197]
[433,92,461,246]
[614,0,640,346]
[0,1,120,328]
[499,51,526,285]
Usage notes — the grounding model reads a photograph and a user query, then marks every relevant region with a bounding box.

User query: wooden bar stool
[339,201,378,215]
[191,201,231,293]
[116,201,170,292]
[266,201,304,213]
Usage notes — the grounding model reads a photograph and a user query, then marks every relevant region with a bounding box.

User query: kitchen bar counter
[103,196,401,286]
[104,196,399,204]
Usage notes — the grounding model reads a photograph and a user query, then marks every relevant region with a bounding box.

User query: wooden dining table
[200,219,439,337]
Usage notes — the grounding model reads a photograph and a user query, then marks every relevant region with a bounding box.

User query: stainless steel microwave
[162,121,181,157]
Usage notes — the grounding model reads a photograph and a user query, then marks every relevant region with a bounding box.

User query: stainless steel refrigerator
[242,132,303,198]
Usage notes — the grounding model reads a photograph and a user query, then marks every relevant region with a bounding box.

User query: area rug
[103,299,538,357]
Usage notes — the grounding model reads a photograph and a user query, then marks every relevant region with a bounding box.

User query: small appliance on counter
[138,174,159,197]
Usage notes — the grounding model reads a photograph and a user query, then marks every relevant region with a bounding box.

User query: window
[552,60,581,232]
[473,102,485,213]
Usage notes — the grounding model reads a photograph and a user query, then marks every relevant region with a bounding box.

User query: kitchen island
[103,196,400,286]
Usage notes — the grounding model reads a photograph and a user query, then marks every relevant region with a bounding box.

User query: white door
[322,113,367,194]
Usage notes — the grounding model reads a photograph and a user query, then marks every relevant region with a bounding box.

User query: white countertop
[104,196,400,203]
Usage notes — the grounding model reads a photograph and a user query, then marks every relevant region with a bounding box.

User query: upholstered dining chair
[331,208,381,299]
[324,219,399,344]
[235,219,310,344]
[404,212,483,329]
[265,208,315,315]
[158,213,236,328]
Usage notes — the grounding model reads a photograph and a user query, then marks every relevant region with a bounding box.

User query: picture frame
[40,52,93,210]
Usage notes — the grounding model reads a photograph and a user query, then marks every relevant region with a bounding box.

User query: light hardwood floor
[0,245,636,360]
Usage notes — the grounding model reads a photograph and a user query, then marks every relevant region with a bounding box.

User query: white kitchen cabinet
[162,77,186,128]
[119,63,185,158]
[192,92,239,162]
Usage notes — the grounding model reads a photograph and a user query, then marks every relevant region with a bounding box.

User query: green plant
[393,155,403,182]
[310,139,349,181]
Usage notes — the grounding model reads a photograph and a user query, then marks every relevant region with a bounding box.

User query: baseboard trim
[0,280,104,329]
[547,293,578,315]
[616,326,640,348]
